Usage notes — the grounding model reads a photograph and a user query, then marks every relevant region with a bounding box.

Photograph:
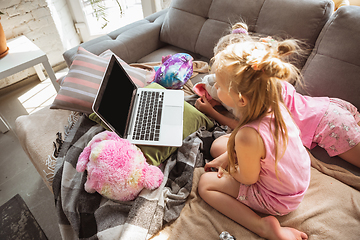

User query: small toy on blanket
[76,131,164,201]
[219,231,236,240]
[151,53,193,89]
[193,74,235,114]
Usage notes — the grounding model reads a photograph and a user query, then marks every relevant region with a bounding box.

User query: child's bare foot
[260,216,308,240]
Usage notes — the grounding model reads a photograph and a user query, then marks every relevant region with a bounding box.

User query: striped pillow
[51,47,154,113]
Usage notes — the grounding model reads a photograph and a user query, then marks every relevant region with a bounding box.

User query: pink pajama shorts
[313,98,360,156]
[237,184,298,216]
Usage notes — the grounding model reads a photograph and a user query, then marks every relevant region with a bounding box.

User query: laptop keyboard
[133,91,164,141]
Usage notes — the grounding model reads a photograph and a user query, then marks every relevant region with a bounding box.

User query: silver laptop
[93,55,184,147]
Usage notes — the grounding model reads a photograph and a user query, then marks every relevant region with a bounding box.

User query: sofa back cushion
[160,0,333,66]
[297,6,360,110]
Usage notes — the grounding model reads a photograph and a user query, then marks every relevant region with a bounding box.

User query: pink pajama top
[281,81,330,149]
[237,105,311,215]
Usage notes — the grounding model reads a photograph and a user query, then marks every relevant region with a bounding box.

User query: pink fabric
[281,81,330,149]
[193,83,212,100]
[76,131,164,202]
[313,98,360,156]
[237,105,311,216]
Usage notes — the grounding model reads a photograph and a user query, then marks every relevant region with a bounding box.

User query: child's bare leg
[338,143,360,168]
[210,134,230,158]
[338,121,360,168]
[198,172,308,240]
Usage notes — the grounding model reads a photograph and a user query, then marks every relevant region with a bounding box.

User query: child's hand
[204,160,219,172]
[216,166,226,178]
[195,95,215,115]
[204,152,229,175]
[205,162,226,178]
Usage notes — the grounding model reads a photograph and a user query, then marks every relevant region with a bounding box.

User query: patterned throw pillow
[51,47,154,113]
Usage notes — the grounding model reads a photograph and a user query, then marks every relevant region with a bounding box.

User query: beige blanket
[152,153,360,240]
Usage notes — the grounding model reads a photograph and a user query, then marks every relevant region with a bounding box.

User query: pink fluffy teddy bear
[76,131,164,201]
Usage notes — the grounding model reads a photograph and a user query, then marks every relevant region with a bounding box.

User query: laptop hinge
[124,89,139,138]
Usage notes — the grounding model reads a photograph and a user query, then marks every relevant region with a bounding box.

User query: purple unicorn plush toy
[152,53,193,89]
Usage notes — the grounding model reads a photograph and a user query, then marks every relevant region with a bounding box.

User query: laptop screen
[96,56,137,137]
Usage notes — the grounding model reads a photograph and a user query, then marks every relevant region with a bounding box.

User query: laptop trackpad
[162,106,182,125]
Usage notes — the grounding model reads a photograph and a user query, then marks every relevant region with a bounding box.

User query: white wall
[0,0,172,89]
[0,0,80,89]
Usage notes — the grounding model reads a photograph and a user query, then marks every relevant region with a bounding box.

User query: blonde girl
[197,38,310,240]
[196,23,360,168]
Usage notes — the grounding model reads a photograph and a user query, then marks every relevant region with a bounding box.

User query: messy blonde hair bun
[261,39,301,82]
[231,22,248,32]
[214,22,251,55]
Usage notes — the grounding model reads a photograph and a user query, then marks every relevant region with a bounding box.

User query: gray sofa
[64,0,334,70]
[64,0,332,69]
[14,0,360,239]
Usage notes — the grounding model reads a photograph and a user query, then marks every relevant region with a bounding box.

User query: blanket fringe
[43,153,57,184]
[64,111,82,137]
[45,131,64,186]
[45,111,82,186]
[53,132,64,158]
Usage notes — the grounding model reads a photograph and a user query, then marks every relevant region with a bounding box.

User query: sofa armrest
[63,9,168,66]
[14,107,73,192]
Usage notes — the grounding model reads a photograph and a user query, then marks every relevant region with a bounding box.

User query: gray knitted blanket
[53,114,227,240]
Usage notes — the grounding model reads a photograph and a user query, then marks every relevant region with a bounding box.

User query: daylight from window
[81,0,143,36]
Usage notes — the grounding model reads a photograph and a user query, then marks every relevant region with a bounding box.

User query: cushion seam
[254,0,266,32]
[301,12,338,75]
[305,52,360,68]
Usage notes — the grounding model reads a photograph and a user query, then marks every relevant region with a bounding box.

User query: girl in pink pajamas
[195,22,360,169]
[281,80,360,167]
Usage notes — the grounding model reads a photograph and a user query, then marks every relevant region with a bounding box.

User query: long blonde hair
[212,37,301,175]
